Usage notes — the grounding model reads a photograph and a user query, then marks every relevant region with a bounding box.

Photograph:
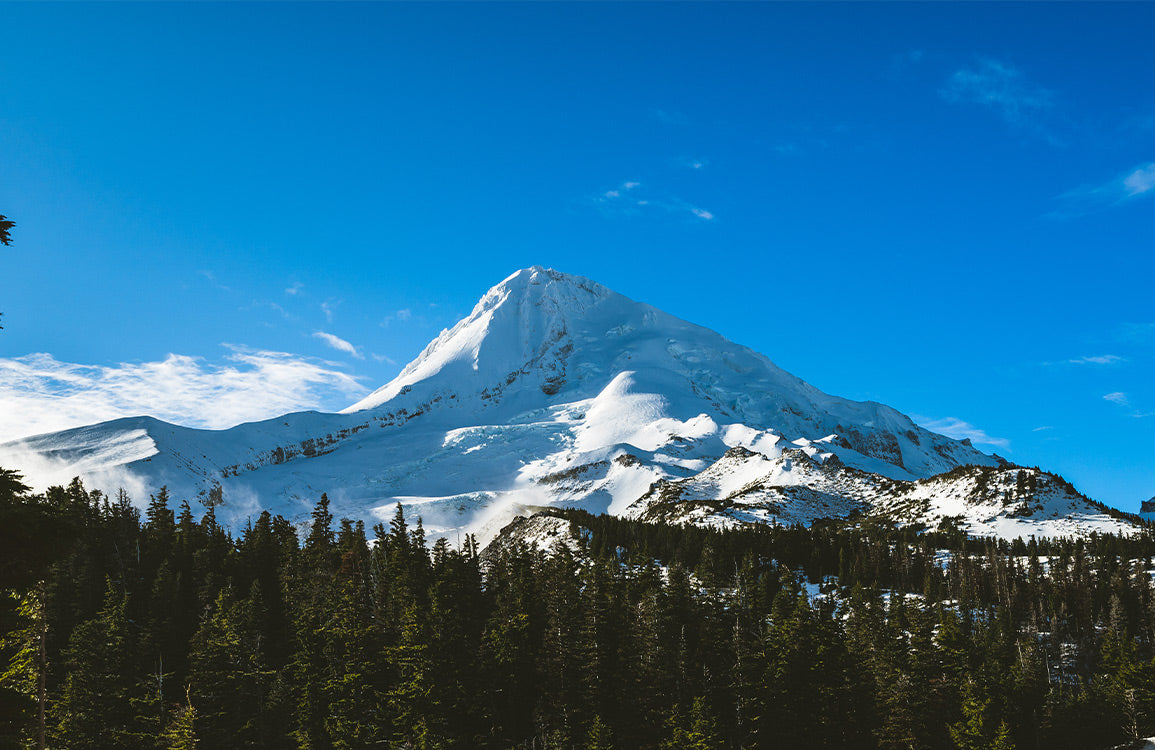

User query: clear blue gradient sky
[1,2,1153,510]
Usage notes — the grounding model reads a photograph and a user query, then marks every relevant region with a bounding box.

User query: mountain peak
[7,266,1087,541]
[343,267,617,413]
[481,266,611,318]
[340,267,994,482]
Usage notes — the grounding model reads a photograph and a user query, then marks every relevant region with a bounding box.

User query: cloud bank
[0,347,368,441]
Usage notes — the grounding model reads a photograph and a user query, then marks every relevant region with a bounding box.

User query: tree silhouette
[0,214,11,328]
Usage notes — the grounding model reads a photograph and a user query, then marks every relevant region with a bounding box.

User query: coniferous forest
[4,469,1155,749]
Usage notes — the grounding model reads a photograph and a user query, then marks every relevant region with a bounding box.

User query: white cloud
[1123,163,1155,196]
[313,331,363,359]
[1068,354,1126,365]
[0,348,368,442]
[320,301,335,323]
[1059,162,1155,212]
[1032,425,1054,432]
[1102,391,1152,418]
[917,416,1010,449]
[285,281,304,296]
[594,181,715,222]
[941,58,1054,128]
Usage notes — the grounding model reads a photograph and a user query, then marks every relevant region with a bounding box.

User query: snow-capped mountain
[0,267,1136,539]
[626,447,1136,537]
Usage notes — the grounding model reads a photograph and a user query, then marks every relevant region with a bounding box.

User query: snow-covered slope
[1,266,1124,541]
[342,267,990,479]
[628,447,1139,538]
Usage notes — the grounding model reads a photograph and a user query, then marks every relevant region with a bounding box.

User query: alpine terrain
[0,267,1137,540]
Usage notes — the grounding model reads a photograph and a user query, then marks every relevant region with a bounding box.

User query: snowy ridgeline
[0,267,1140,542]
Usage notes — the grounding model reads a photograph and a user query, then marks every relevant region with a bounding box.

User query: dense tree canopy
[2,472,1155,749]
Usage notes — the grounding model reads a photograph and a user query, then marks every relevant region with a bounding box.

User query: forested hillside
[3,471,1155,749]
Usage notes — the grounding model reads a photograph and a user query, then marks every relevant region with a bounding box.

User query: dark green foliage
[161,694,198,750]
[661,697,723,750]
[52,581,138,747]
[5,472,1155,749]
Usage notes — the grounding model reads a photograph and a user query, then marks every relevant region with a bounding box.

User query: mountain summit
[0,267,1133,539]
[347,266,991,478]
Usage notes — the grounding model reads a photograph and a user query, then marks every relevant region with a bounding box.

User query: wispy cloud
[678,157,708,170]
[1123,163,1155,197]
[1067,354,1127,366]
[941,58,1054,130]
[285,281,304,296]
[917,416,1010,449]
[593,181,716,221]
[380,308,414,327]
[1103,391,1153,418]
[251,299,294,322]
[1056,161,1155,215]
[313,331,363,359]
[0,348,368,441]
[1032,425,1054,432]
[198,270,234,293]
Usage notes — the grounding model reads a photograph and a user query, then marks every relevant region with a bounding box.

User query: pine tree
[661,697,723,750]
[480,544,540,746]
[161,691,198,750]
[0,589,44,748]
[387,603,436,748]
[322,582,385,749]
[52,581,138,748]
[584,714,614,750]
[992,719,1016,750]
[949,679,997,750]
[427,539,485,746]
[187,588,271,747]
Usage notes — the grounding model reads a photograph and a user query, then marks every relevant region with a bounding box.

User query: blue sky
[1,2,1153,511]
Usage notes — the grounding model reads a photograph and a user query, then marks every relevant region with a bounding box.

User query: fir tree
[584,714,613,750]
[161,691,198,750]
